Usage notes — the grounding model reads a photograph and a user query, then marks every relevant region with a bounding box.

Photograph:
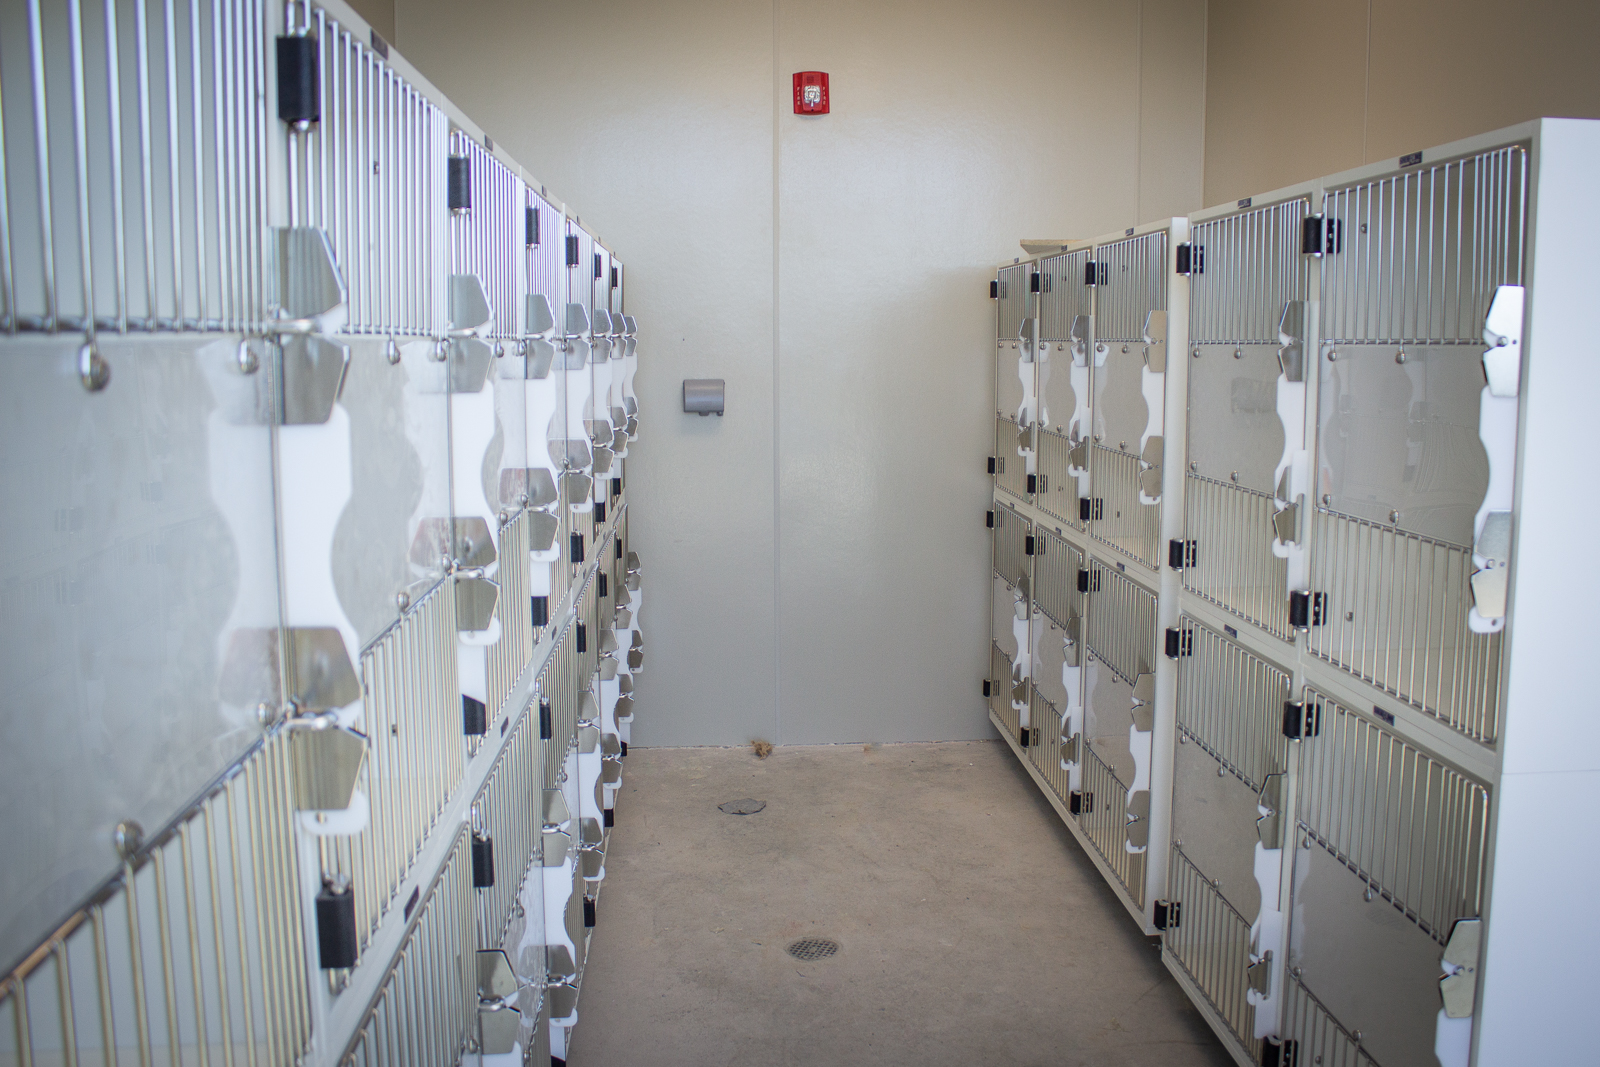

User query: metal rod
[26,0,58,329]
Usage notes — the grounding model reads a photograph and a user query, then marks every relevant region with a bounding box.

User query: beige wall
[343,0,393,44]
[1204,0,1600,206]
[392,0,1206,745]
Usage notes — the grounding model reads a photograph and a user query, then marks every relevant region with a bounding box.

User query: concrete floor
[567,740,1233,1067]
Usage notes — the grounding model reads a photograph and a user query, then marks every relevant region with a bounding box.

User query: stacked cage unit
[0,0,644,1064]
[989,120,1600,1066]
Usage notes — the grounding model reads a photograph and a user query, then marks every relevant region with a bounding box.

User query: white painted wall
[394,0,1206,746]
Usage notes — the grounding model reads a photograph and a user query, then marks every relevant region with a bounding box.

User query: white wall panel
[394,0,1206,745]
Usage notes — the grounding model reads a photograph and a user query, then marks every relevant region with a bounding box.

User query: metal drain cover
[786,937,839,961]
[718,798,766,815]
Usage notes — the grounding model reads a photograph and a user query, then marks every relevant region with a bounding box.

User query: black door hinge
[612,476,622,498]
[539,699,553,740]
[1153,899,1182,931]
[526,205,540,246]
[615,537,624,559]
[595,500,607,525]
[1026,473,1037,494]
[987,456,996,474]
[1168,539,1197,569]
[990,280,999,299]
[1076,568,1100,593]
[986,510,994,529]
[1069,790,1094,815]
[1084,261,1098,286]
[565,234,580,266]
[611,266,619,288]
[1261,1038,1299,1067]
[1165,627,1193,659]
[593,253,604,280]
[603,807,615,827]
[1030,272,1041,293]
[314,883,357,969]
[1288,591,1327,629]
[583,896,596,928]
[1176,242,1205,275]
[982,679,992,697]
[276,36,320,125]
[570,531,585,562]
[471,833,495,888]
[576,623,587,654]
[447,156,470,212]
[620,741,628,757]
[598,573,608,599]
[1024,535,1036,556]
[531,595,549,627]
[1282,700,1322,739]
[1078,497,1103,521]
[462,694,487,735]
[1301,215,1342,256]
[1019,726,1031,746]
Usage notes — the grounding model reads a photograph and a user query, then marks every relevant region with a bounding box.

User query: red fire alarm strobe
[793,71,829,114]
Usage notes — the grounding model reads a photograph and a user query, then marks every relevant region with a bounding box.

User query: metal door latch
[1439,917,1482,1018]
[1246,950,1273,996]
[1469,511,1512,621]
[1481,285,1524,397]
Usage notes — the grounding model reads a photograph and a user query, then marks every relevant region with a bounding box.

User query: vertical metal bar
[161,0,184,323]
[180,823,212,1067]
[185,0,207,324]
[67,0,99,330]
[26,0,59,328]
[123,862,153,1067]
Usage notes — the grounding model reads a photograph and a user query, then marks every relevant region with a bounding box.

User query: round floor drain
[786,937,839,961]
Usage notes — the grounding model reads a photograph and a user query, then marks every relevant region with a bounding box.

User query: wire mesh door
[0,0,273,334]
[1184,199,1310,640]
[1089,233,1167,568]
[989,503,1032,745]
[994,264,1034,501]
[1031,531,1085,802]
[301,6,448,337]
[1079,559,1156,905]
[1165,618,1291,1057]
[1035,250,1092,527]
[1287,689,1489,1067]
[1309,145,1526,745]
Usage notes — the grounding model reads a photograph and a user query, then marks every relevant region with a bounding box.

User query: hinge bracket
[1168,539,1197,569]
[1282,699,1320,739]
[1288,590,1326,629]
